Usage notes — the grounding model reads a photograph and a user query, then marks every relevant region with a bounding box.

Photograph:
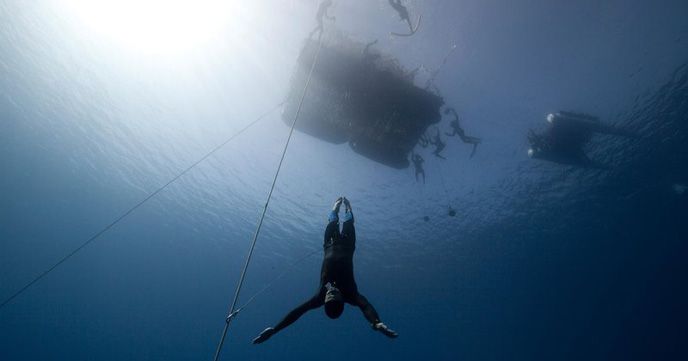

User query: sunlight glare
[64,0,236,55]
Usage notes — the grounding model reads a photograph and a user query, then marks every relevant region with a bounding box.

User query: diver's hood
[324,285,344,319]
[546,113,555,123]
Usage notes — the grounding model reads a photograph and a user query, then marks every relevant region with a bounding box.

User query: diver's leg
[457,129,470,142]
[324,219,339,243]
[324,198,344,245]
[339,198,354,238]
[341,215,355,241]
[405,17,413,31]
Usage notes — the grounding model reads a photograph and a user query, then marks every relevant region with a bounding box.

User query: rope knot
[225,310,240,323]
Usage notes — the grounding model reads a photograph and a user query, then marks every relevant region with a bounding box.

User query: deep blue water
[1,1,687,360]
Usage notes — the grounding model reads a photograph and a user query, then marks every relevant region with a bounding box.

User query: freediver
[430,129,447,159]
[411,152,426,184]
[388,0,413,32]
[363,39,378,57]
[527,111,636,168]
[362,39,381,66]
[309,0,336,38]
[253,197,398,344]
[444,108,481,158]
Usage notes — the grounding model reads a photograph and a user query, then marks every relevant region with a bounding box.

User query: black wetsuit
[446,120,480,158]
[271,212,380,332]
[362,40,380,65]
[310,0,333,38]
[431,133,446,159]
[445,108,480,143]
[388,0,412,30]
[529,112,633,168]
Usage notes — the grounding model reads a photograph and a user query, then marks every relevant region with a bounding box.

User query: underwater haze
[2,1,688,360]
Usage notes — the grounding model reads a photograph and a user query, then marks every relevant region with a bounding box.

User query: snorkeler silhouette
[388,0,421,36]
[528,111,636,168]
[430,129,447,159]
[310,0,336,38]
[253,197,398,344]
[444,108,481,158]
[411,152,425,184]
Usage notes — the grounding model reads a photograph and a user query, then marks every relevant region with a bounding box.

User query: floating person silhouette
[362,39,381,66]
[309,0,336,38]
[430,129,447,159]
[363,39,378,56]
[253,197,398,344]
[411,152,425,184]
[388,0,421,36]
[448,207,456,217]
[444,108,481,158]
[527,111,635,168]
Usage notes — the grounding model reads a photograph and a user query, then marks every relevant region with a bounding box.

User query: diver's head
[528,147,540,159]
[324,284,344,319]
[546,113,555,123]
